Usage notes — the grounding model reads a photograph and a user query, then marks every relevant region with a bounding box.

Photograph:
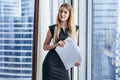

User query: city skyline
[0,0,34,79]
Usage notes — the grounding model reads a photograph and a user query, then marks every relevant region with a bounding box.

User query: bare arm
[43,29,58,50]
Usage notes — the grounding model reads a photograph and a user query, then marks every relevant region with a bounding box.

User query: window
[91,0,120,80]
[0,0,35,80]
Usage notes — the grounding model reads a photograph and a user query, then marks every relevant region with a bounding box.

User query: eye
[59,10,63,13]
[64,11,68,14]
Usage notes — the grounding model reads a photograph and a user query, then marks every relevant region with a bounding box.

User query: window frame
[32,0,39,80]
[87,0,92,80]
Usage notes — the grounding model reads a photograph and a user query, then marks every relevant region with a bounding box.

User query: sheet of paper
[55,37,82,70]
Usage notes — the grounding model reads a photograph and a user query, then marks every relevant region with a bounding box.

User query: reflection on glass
[92,0,120,80]
[0,0,34,80]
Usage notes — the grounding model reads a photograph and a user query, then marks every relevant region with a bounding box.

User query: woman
[43,3,80,80]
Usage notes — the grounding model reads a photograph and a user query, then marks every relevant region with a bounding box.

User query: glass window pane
[0,0,35,80]
[92,0,120,80]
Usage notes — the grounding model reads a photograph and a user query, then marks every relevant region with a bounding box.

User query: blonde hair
[53,3,76,43]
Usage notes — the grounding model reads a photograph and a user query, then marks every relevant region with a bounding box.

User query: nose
[61,12,65,16]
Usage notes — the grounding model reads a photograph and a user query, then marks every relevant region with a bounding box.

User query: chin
[60,19,67,22]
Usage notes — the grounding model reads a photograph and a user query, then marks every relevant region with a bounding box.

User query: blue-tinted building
[0,0,34,79]
[92,0,118,80]
[111,33,120,80]
[0,0,21,17]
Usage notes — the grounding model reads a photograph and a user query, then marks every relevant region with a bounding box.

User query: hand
[75,62,80,66]
[57,40,65,47]
[112,62,116,65]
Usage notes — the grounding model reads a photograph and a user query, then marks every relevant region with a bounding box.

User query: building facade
[0,0,34,79]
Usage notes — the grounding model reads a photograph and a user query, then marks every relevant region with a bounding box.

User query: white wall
[36,0,50,80]
[78,0,87,80]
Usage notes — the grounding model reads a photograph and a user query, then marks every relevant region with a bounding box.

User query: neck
[60,21,68,28]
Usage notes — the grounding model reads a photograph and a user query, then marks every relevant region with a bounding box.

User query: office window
[92,0,120,80]
[0,0,35,80]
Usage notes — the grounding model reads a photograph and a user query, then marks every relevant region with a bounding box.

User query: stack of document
[55,37,82,70]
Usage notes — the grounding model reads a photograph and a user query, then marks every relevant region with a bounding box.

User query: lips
[61,16,64,18]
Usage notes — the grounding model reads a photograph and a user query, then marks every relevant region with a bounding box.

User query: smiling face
[58,6,70,22]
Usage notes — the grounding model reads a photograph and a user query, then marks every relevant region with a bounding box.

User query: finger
[62,43,64,47]
[63,41,65,44]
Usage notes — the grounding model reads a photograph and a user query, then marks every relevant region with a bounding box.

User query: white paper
[55,37,82,70]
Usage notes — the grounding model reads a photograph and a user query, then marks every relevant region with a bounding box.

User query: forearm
[43,43,58,50]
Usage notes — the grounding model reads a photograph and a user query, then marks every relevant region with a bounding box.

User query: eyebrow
[59,9,68,11]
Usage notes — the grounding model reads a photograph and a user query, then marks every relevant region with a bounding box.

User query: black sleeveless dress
[42,25,79,80]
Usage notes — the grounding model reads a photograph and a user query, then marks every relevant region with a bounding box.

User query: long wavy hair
[53,3,76,43]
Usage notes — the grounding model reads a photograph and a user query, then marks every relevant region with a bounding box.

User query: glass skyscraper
[0,0,34,80]
[0,0,21,17]
[92,0,120,80]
